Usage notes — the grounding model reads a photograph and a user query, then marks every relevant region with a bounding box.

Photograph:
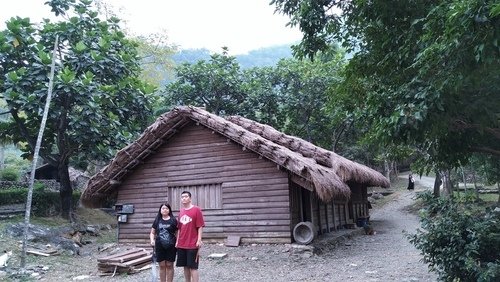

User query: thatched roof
[81,106,389,207]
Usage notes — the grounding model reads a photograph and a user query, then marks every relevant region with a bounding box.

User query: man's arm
[196,227,203,248]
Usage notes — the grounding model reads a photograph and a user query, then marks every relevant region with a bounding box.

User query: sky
[0,0,303,55]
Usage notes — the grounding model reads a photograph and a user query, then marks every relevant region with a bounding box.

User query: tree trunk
[0,145,4,169]
[393,161,399,178]
[433,170,441,198]
[461,167,467,191]
[497,182,500,204]
[471,169,480,200]
[384,160,390,180]
[442,170,453,198]
[58,161,72,220]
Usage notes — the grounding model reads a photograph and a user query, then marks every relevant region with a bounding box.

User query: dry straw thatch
[81,106,389,207]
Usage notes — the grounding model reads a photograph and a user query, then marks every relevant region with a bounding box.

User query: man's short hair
[181,191,191,198]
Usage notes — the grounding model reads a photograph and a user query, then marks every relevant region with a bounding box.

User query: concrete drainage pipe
[293,221,315,245]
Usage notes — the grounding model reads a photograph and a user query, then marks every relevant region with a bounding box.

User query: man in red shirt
[176,191,205,282]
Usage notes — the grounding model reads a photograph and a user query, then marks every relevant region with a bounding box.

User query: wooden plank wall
[115,122,291,244]
[304,180,383,235]
[349,183,370,222]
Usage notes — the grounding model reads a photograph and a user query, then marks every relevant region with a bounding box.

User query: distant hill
[235,45,294,68]
[171,44,295,69]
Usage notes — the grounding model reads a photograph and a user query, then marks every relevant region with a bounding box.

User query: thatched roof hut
[82,106,388,207]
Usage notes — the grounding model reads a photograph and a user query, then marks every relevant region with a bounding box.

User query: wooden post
[324,203,329,232]
[332,201,337,231]
[21,35,59,268]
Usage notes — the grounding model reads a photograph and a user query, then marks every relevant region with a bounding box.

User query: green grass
[479,193,498,202]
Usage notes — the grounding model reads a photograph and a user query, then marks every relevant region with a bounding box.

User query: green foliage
[272,52,345,149]
[0,0,155,164]
[272,0,500,170]
[473,155,500,186]
[0,0,155,216]
[0,166,19,181]
[408,192,500,281]
[3,149,31,171]
[165,47,249,116]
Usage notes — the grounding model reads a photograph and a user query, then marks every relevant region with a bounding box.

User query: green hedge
[0,185,81,216]
[408,192,500,281]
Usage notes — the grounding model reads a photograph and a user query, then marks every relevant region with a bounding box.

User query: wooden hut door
[289,183,312,229]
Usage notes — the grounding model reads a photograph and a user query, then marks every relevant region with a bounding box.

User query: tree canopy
[272,0,500,169]
[0,0,155,217]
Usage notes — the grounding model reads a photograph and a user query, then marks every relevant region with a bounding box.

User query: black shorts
[155,243,176,263]
[176,248,199,269]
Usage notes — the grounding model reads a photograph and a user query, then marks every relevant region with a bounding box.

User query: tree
[272,0,500,169]
[130,32,176,87]
[164,48,249,116]
[273,53,345,150]
[0,0,155,218]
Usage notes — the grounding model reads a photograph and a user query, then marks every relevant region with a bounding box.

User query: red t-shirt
[177,205,205,249]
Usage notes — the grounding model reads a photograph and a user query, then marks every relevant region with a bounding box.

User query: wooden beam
[290,175,313,192]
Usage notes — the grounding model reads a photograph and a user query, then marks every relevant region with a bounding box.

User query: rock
[301,252,312,258]
[72,275,90,280]
[85,226,98,235]
[208,253,227,259]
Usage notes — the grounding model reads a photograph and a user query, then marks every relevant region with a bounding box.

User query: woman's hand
[150,239,155,246]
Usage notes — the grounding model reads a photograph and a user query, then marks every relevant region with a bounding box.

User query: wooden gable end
[115,122,292,244]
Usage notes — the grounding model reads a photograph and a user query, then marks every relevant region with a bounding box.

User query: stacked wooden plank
[97,248,152,276]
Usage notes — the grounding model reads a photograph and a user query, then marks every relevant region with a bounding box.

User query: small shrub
[0,167,20,181]
[408,192,500,281]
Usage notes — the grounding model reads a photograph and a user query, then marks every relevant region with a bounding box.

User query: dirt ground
[1,175,438,281]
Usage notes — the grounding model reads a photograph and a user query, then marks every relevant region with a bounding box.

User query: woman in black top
[150,203,178,282]
[407,173,415,190]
